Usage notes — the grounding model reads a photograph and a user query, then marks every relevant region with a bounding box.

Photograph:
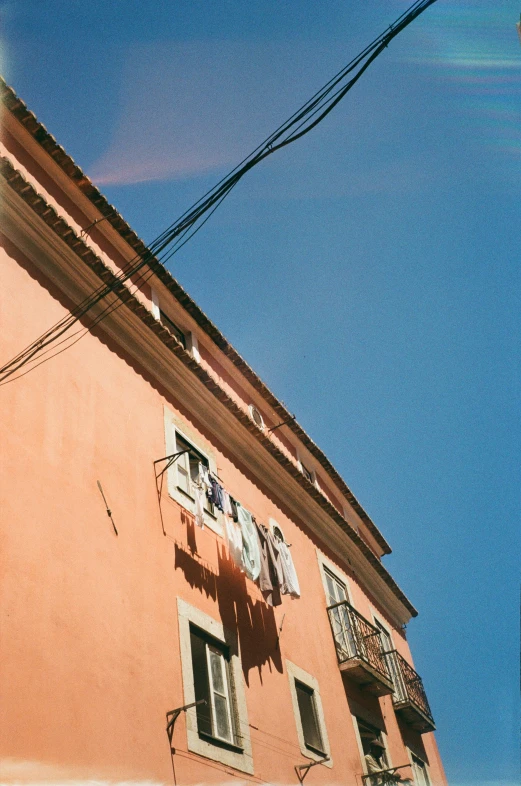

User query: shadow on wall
[216,542,283,686]
[174,541,218,600]
[343,678,387,734]
[173,522,283,686]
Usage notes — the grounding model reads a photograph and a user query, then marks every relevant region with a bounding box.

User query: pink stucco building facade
[0,79,447,786]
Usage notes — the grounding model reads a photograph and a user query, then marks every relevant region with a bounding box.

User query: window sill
[305,744,328,758]
[176,487,218,522]
[177,486,195,502]
[198,731,244,754]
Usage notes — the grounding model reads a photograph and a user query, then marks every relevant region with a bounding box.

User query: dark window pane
[175,434,214,514]
[301,463,313,483]
[356,718,387,767]
[190,627,235,745]
[190,629,212,736]
[272,525,285,543]
[209,649,225,693]
[160,310,186,348]
[214,694,231,741]
[412,756,430,786]
[295,681,324,753]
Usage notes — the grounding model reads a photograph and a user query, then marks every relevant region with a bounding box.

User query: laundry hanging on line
[192,462,300,603]
[255,520,284,607]
[193,463,211,528]
[236,503,261,582]
[278,539,300,598]
[224,515,243,571]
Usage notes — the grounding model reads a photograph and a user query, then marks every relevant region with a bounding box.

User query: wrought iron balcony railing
[362,764,413,786]
[326,601,394,696]
[383,650,435,733]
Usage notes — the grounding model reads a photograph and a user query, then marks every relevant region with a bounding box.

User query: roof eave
[0,76,392,556]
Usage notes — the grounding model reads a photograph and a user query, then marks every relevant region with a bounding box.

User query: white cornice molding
[1,179,414,627]
[0,92,392,556]
[1,110,139,268]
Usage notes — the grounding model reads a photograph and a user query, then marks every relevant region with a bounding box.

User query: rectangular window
[324,567,357,660]
[174,433,195,498]
[177,598,253,774]
[373,618,401,689]
[160,309,186,348]
[287,660,331,767]
[356,717,389,770]
[295,681,325,755]
[190,626,237,747]
[324,567,347,606]
[301,461,314,483]
[373,619,392,653]
[174,433,214,515]
[411,754,430,786]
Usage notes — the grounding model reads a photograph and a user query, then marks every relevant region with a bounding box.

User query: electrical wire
[1,0,436,381]
[0,0,438,385]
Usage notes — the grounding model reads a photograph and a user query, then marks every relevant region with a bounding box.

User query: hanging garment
[208,477,218,506]
[208,477,225,511]
[221,489,233,518]
[224,516,244,570]
[199,464,212,493]
[229,496,239,522]
[255,521,284,607]
[194,485,205,528]
[193,464,207,528]
[278,540,300,598]
[236,504,261,582]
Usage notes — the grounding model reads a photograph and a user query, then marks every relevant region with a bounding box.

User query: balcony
[384,650,435,732]
[326,601,394,696]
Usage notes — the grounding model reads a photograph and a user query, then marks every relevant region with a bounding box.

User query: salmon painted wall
[0,123,447,786]
[1,113,384,560]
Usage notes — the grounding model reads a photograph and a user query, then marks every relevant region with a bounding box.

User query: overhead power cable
[0,0,438,386]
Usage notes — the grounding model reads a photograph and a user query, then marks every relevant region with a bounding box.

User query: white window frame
[151,291,200,361]
[269,517,287,544]
[190,628,236,745]
[177,598,253,774]
[206,642,235,744]
[372,613,405,694]
[151,287,160,320]
[372,614,395,654]
[185,330,200,362]
[248,404,265,431]
[323,566,349,606]
[164,407,223,535]
[352,714,392,774]
[408,750,431,786]
[319,558,360,663]
[297,453,316,486]
[286,660,332,768]
[317,551,353,607]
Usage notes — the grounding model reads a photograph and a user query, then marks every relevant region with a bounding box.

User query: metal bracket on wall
[153,450,191,536]
[361,764,412,784]
[295,755,330,783]
[267,414,296,433]
[79,215,110,237]
[154,449,191,481]
[166,700,207,754]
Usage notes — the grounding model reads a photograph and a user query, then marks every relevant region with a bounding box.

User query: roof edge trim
[0,76,391,555]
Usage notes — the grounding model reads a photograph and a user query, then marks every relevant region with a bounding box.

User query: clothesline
[207,466,225,485]
[205,466,290,545]
[192,462,301,608]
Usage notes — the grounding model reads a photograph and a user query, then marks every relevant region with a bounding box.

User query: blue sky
[2,1,520,783]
